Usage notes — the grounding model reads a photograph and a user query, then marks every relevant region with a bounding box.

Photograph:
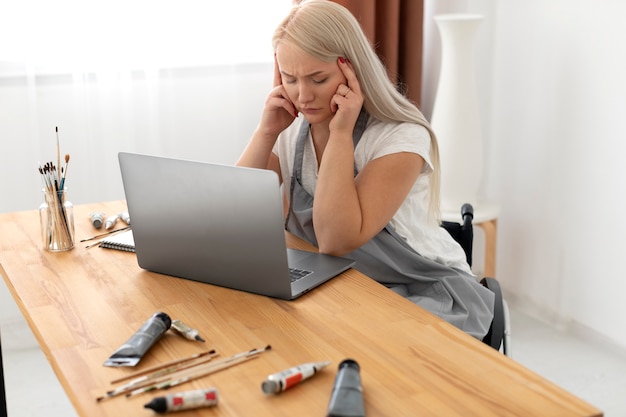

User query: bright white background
[423,0,626,352]
[2,0,626,354]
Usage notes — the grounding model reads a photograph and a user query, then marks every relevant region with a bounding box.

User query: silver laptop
[118,152,355,300]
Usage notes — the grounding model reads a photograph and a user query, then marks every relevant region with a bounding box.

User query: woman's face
[275,42,347,125]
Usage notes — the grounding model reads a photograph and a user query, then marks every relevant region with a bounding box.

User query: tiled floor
[509,309,626,416]
[2,303,626,416]
[2,316,78,417]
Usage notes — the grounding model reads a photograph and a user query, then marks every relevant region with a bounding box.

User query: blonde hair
[273,0,441,223]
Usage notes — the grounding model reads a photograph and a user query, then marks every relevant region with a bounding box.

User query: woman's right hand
[257,56,298,138]
[236,56,293,172]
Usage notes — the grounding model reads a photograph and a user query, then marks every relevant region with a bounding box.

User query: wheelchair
[442,203,511,356]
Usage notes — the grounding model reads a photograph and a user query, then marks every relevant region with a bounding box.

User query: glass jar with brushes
[39,128,73,251]
[39,187,75,251]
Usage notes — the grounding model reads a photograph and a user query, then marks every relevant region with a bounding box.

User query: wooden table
[0,201,602,417]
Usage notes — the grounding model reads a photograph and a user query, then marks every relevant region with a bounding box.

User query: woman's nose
[297,84,314,103]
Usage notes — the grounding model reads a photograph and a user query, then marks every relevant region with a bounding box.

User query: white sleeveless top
[274,116,473,275]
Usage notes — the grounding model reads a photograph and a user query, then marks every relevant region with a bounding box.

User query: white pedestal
[431,14,485,213]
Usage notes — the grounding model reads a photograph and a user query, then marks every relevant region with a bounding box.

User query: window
[0,0,292,72]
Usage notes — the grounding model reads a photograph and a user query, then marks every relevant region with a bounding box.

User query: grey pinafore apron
[285,111,494,339]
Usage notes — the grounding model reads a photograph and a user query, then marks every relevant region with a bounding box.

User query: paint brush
[127,355,258,398]
[56,127,61,184]
[110,349,217,384]
[60,153,70,190]
[83,227,132,249]
[125,345,272,398]
[80,226,131,243]
[97,350,219,402]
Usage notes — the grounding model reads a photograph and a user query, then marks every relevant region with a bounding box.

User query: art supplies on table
[171,320,205,342]
[144,387,218,413]
[37,127,74,252]
[125,345,272,398]
[89,211,105,228]
[99,229,135,252]
[103,312,171,367]
[326,359,365,417]
[98,350,219,402]
[89,211,129,229]
[104,214,120,230]
[119,211,131,225]
[262,361,331,394]
[97,345,271,402]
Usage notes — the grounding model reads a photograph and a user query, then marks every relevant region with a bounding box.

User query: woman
[237,0,494,339]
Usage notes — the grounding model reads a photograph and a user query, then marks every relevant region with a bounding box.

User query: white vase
[430,14,484,213]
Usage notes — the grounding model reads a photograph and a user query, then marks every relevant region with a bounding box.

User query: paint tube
[326,359,365,417]
[104,312,172,367]
[262,361,331,394]
[144,387,218,413]
[89,211,105,229]
[171,319,205,342]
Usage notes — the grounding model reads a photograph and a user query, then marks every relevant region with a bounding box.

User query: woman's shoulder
[362,117,430,150]
[365,117,430,139]
[356,117,433,169]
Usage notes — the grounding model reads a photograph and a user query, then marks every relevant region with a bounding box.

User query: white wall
[424,0,626,350]
[2,0,626,353]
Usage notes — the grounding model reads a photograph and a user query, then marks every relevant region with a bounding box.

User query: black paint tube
[326,359,366,417]
[103,312,172,367]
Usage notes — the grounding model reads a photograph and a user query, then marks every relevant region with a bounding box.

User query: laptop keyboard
[289,267,313,282]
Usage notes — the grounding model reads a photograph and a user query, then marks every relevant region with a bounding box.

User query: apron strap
[292,107,369,182]
[286,107,368,230]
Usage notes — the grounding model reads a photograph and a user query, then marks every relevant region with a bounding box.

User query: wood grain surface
[0,201,602,417]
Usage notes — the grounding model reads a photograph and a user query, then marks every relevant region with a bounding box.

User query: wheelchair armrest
[480,277,504,352]
[461,203,474,229]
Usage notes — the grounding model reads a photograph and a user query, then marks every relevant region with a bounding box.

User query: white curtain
[0,1,291,213]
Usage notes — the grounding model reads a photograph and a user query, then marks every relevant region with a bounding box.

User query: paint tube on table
[104,312,172,367]
[89,211,105,229]
[144,387,218,414]
[326,359,365,417]
[119,211,130,225]
[104,214,119,230]
[262,361,331,394]
[171,319,205,342]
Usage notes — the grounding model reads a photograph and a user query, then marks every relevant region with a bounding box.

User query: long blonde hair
[273,0,441,223]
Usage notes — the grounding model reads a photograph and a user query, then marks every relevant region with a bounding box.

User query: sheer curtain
[0,1,292,214]
[334,0,425,106]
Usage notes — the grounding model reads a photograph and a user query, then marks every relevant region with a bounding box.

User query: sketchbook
[99,230,135,252]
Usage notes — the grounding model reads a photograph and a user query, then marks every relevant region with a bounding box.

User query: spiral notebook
[99,230,136,252]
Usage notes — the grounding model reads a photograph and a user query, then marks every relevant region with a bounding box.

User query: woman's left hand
[329,57,364,134]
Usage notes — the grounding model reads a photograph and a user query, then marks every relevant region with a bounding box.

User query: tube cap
[261,379,280,394]
[144,397,167,413]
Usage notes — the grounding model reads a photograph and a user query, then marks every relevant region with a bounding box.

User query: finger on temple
[273,54,282,87]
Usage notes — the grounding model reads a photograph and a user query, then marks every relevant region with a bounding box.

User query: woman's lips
[300,107,321,115]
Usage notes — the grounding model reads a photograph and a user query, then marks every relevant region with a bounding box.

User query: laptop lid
[118,152,354,300]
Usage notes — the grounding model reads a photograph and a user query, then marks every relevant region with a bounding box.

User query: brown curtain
[333,0,424,107]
